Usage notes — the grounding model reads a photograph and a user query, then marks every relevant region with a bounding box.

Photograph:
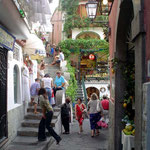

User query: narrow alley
[50,119,108,150]
[1,0,150,150]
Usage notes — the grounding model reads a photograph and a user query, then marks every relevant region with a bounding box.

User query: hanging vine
[60,0,109,39]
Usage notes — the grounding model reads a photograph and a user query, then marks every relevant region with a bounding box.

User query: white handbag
[97,100,101,112]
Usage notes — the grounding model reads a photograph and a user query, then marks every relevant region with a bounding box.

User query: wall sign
[0,25,16,51]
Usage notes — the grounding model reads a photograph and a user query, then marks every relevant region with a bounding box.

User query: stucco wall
[144,0,150,81]
[85,81,110,98]
[51,9,63,45]
[7,44,23,111]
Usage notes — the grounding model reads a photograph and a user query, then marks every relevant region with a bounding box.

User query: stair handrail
[82,76,88,106]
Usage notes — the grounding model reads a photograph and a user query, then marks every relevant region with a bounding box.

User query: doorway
[86,87,99,99]
[0,47,8,144]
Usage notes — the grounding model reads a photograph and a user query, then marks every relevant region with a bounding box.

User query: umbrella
[23,34,46,57]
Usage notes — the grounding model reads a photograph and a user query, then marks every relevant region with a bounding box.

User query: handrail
[82,76,88,106]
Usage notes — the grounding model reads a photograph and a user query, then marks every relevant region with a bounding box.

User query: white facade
[85,80,110,99]
[7,43,24,111]
[72,27,105,40]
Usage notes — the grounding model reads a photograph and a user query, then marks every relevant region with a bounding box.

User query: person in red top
[101,95,109,110]
[75,98,86,134]
[101,95,109,124]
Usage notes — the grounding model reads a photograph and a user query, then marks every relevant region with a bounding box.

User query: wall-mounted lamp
[85,0,98,19]
[86,0,113,20]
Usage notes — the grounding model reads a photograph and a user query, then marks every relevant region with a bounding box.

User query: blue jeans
[45,88,52,104]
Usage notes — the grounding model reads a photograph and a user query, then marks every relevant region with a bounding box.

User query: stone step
[21,119,57,128]
[17,126,54,137]
[76,90,83,94]
[77,88,83,91]
[17,127,39,137]
[27,106,60,113]
[5,137,54,150]
[12,136,53,146]
[25,111,60,120]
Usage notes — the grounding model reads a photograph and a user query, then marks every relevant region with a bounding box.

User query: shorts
[31,95,38,104]
[56,60,60,64]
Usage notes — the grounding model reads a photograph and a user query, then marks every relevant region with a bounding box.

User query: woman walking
[88,93,103,137]
[75,98,86,134]
[38,88,61,144]
[41,74,53,104]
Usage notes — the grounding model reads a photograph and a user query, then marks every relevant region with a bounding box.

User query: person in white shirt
[50,50,64,66]
[42,74,53,104]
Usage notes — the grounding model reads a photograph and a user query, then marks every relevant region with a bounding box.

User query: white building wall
[85,80,110,99]
[7,44,23,111]
[72,27,105,40]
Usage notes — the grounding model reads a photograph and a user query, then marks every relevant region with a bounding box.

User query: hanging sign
[0,25,16,51]
[89,54,95,60]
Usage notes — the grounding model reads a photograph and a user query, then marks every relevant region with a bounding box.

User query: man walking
[61,97,71,134]
[30,78,40,114]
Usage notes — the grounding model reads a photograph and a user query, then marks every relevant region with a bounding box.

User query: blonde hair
[91,93,98,100]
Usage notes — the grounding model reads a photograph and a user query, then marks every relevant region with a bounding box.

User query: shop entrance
[0,47,8,144]
[111,1,135,150]
[86,87,99,99]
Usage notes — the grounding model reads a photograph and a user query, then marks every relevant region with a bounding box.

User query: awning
[23,34,46,57]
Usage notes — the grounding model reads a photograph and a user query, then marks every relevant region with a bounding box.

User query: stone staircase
[44,57,60,79]
[5,105,61,150]
[5,57,62,150]
[75,82,84,100]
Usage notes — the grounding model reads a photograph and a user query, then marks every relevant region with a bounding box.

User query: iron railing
[82,76,88,106]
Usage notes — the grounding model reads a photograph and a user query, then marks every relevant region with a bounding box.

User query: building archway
[110,1,135,150]
[86,87,99,99]
[76,31,100,39]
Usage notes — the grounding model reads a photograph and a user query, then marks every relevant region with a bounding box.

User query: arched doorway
[111,1,135,150]
[76,31,100,39]
[86,87,99,99]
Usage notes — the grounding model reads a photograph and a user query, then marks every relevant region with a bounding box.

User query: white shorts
[31,95,38,104]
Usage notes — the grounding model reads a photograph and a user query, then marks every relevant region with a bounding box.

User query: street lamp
[85,0,98,19]
[86,0,110,19]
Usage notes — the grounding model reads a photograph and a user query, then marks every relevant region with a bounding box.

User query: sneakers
[56,137,62,145]
[62,132,70,134]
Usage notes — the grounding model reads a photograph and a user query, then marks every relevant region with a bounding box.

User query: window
[14,65,19,103]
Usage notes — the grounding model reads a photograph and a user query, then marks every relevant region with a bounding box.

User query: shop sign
[0,25,16,51]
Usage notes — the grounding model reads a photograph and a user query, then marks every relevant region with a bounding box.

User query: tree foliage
[65,61,77,102]
[58,39,109,58]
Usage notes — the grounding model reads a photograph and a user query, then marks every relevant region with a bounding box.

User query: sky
[45,0,59,32]
[50,0,59,15]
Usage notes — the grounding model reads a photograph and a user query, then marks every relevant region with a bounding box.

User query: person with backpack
[61,97,71,134]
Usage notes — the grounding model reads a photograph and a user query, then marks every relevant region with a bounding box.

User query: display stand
[121,131,135,150]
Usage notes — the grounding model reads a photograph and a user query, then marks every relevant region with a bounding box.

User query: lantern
[89,54,95,60]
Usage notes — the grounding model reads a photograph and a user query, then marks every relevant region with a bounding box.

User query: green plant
[65,61,77,102]
[59,39,109,58]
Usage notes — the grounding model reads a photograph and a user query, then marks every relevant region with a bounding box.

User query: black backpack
[61,104,69,118]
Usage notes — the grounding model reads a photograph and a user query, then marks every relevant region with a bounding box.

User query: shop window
[14,65,19,104]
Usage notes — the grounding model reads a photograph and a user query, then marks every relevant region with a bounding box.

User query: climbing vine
[65,61,77,102]
[58,39,109,58]
[60,0,109,39]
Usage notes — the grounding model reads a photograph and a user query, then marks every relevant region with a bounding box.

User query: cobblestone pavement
[49,119,108,150]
